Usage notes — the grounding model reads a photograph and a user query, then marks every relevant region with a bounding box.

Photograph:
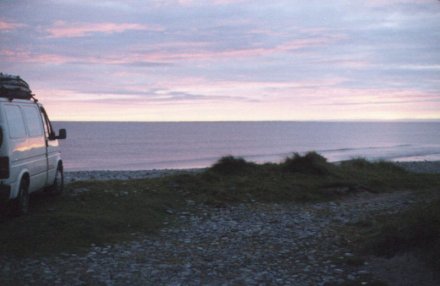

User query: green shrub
[210,156,256,175]
[282,152,332,175]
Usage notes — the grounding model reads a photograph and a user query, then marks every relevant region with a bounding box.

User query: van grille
[0,157,9,179]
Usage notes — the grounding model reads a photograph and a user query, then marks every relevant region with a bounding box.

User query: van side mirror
[56,129,67,140]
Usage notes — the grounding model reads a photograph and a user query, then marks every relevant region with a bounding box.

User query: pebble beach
[394,161,440,174]
[64,161,440,183]
[64,168,204,183]
[2,190,438,285]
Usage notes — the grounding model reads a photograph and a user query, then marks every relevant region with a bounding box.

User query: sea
[52,121,440,171]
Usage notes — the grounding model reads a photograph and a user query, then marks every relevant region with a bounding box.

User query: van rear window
[22,106,44,137]
[4,105,26,139]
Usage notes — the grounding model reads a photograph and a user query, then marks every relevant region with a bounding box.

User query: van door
[21,105,47,192]
[40,107,60,186]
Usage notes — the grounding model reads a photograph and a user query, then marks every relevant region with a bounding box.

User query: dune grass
[1,152,439,257]
[196,153,440,204]
[210,155,257,175]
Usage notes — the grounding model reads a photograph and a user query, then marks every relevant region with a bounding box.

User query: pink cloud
[126,34,345,63]
[1,31,345,66]
[0,20,24,31]
[0,49,73,64]
[46,21,163,38]
[303,87,440,107]
[162,77,346,93]
[312,59,374,69]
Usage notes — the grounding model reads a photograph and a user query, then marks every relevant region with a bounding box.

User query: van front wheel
[49,164,64,195]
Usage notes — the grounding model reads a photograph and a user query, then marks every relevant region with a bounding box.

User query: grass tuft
[281,151,333,175]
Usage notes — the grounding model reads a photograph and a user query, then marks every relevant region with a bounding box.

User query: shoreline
[64,161,440,183]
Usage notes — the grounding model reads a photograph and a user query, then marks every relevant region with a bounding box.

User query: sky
[0,0,439,121]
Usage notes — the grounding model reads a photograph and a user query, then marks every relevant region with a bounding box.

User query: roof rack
[0,73,36,101]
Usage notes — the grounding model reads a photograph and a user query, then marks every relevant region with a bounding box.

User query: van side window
[40,106,55,140]
[22,106,44,137]
[4,105,27,139]
[40,110,50,137]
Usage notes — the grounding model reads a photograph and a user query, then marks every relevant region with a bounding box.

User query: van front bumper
[0,184,11,204]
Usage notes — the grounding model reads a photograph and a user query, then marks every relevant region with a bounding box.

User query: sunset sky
[1,0,439,121]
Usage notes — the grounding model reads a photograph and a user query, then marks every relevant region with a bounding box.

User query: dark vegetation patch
[210,156,257,176]
[0,179,182,257]
[362,198,440,272]
[1,152,440,257]
[281,152,333,175]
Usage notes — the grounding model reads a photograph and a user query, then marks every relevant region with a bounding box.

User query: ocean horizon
[53,121,440,171]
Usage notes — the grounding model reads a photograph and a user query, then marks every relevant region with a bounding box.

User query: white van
[0,73,66,215]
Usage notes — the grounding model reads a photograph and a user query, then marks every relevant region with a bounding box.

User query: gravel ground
[1,190,438,286]
[1,162,439,285]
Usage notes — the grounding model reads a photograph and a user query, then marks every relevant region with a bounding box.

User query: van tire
[49,164,64,195]
[11,178,30,216]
